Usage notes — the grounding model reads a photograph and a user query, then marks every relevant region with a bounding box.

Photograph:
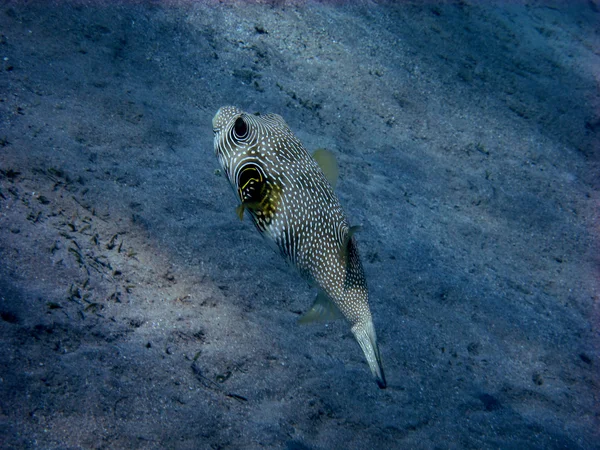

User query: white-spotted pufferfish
[212,106,386,388]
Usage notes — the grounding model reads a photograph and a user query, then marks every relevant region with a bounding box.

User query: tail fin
[351,320,386,389]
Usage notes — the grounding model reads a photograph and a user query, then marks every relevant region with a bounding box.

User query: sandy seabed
[0,1,599,449]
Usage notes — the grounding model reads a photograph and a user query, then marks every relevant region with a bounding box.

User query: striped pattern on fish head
[212,106,286,235]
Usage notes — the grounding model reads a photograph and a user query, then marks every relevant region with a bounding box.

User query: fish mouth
[352,320,387,389]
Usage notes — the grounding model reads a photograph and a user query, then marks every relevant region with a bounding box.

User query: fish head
[212,106,264,199]
[212,106,289,229]
[212,106,247,177]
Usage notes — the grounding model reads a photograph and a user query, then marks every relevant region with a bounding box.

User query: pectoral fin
[298,290,344,324]
[235,204,246,221]
[235,201,264,221]
[312,148,339,189]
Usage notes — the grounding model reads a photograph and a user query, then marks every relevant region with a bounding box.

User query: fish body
[212,106,386,388]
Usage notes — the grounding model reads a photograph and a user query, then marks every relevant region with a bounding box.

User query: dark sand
[1,1,599,448]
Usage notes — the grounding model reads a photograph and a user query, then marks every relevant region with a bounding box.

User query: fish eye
[232,117,248,140]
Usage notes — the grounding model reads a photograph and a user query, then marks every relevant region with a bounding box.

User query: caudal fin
[351,320,386,389]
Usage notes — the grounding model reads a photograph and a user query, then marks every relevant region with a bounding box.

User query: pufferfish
[212,106,386,389]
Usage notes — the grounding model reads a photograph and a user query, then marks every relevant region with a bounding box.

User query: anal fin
[298,290,344,324]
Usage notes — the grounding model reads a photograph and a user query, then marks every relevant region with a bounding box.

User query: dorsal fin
[312,148,339,189]
[340,225,362,274]
[298,290,344,324]
[344,225,362,247]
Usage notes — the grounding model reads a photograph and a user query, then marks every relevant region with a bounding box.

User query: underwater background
[0,1,598,448]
